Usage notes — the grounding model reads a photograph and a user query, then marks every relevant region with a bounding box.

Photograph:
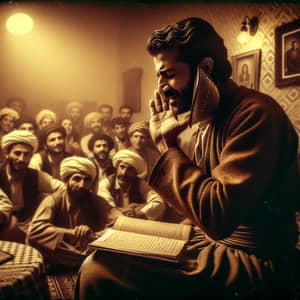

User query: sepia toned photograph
[231,49,261,90]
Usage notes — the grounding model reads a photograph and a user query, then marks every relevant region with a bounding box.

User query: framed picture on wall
[275,18,300,87]
[231,49,261,90]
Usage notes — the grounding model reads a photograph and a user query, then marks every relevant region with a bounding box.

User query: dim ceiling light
[237,16,259,44]
[6,13,34,35]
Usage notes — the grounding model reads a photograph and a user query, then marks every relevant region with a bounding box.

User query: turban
[35,109,57,126]
[128,121,150,137]
[0,108,20,121]
[38,125,66,146]
[112,149,147,178]
[83,112,102,129]
[66,101,83,115]
[60,156,97,182]
[1,129,38,152]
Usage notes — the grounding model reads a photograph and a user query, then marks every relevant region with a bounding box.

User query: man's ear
[198,57,214,76]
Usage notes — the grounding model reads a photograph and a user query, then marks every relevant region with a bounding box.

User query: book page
[113,216,191,241]
[89,228,186,261]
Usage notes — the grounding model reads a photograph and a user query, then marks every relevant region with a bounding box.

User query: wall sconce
[237,16,259,44]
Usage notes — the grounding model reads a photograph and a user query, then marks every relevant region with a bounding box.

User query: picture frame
[231,49,261,90]
[275,18,300,87]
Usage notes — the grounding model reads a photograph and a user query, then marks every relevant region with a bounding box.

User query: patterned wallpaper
[211,3,300,148]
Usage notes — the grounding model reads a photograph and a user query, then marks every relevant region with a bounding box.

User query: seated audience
[0,130,64,242]
[98,149,165,220]
[65,101,84,138]
[80,112,102,158]
[88,133,115,188]
[128,120,160,176]
[61,117,82,155]
[35,109,57,130]
[27,156,121,269]
[29,125,70,179]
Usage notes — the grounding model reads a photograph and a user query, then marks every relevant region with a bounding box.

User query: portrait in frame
[231,49,261,90]
[275,18,300,87]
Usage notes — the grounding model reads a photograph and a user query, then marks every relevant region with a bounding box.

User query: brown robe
[75,80,299,299]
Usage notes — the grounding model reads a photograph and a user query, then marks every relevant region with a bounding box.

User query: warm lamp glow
[237,31,249,44]
[6,13,34,35]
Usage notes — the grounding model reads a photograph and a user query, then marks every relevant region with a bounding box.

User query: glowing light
[6,13,34,35]
[237,31,249,44]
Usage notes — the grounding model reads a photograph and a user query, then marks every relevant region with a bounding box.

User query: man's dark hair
[111,117,128,128]
[147,17,232,83]
[98,104,113,113]
[15,116,37,130]
[88,133,115,151]
[119,105,133,113]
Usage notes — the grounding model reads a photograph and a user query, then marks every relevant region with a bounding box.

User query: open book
[89,216,192,263]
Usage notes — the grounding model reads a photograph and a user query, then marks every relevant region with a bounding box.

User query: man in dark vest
[0,130,65,242]
[98,149,165,220]
[29,124,70,179]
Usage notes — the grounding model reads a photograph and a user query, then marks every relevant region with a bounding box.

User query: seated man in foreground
[27,156,121,269]
[98,149,165,220]
[76,17,299,300]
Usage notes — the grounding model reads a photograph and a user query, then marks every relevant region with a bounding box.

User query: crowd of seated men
[0,98,182,271]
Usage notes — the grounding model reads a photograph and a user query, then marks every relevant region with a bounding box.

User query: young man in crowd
[29,125,70,180]
[88,133,116,187]
[111,117,130,154]
[119,105,133,126]
[0,130,64,242]
[27,156,121,270]
[65,101,84,138]
[80,112,102,158]
[98,149,165,220]
[76,17,299,300]
[98,104,113,136]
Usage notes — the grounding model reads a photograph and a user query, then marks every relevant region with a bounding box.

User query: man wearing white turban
[80,112,102,158]
[0,130,65,242]
[35,109,57,130]
[98,149,165,220]
[27,156,121,269]
[0,107,20,140]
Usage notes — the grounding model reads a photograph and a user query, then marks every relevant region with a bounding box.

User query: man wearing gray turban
[27,156,121,269]
[98,149,165,220]
[0,130,65,242]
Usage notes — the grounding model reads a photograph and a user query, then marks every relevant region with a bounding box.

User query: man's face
[113,124,126,140]
[116,161,137,188]
[40,117,54,129]
[130,131,146,151]
[90,118,101,134]
[18,122,34,133]
[69,107,81,122]
[0,115,15,133]
[154,49,194,115]
[93,139,110,162]
[6,143,32,173]
[45,131,65,154]
[61,119,73,136]
[67,172,93,201]
[120,108,132,121]
[9,100,23,114]
[100,107,112,122]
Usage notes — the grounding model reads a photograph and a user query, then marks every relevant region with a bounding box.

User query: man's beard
[67,186,89,203]
[47,145,64,155]
[117,175,130,189]
[7,158,28,175]
[95,151,108,164]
